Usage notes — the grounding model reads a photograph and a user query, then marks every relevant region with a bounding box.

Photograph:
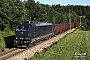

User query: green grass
[30,29,90,60]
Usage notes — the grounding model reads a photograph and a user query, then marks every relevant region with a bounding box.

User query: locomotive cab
[14,21,36,47]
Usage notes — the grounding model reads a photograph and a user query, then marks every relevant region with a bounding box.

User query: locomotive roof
[36,22,53,26]
[24,20,53,26]
[18,21,53,27]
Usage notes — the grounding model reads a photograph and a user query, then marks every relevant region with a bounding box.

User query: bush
[77,25,88,31]
[4,27,14,36]
[0,34,5,51]
[0,27,15,37]
[0,27,14,50]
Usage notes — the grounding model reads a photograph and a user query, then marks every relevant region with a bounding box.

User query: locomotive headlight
[16,37,18,39]
[25,38,28,39]
[20,38,24,39]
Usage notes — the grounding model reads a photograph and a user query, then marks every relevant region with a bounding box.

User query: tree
[0,0,26,30]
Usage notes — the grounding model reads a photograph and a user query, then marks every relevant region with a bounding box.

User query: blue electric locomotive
[14,21,54,47]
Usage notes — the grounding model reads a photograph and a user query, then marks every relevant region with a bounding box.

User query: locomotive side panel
[36,24,54,40]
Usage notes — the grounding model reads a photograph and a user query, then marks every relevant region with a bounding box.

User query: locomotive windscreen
[16,24,29,31]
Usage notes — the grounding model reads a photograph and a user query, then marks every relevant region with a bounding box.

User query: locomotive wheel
[14,45,17,48]
[26,43,30,48]
[33,41,36,45]
[26,40,32,48]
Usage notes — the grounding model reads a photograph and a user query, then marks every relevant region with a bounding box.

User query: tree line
[0,0,90,30]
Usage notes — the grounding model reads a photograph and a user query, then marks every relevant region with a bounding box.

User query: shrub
[0,34,5,51]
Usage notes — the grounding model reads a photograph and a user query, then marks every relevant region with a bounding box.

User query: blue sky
[34,0,90,6]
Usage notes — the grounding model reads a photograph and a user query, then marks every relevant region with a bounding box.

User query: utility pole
[85,19,86,25]
[79,16,86,26]
[69,9,71,30]
[30,16,31,21]
[80,16,81,26]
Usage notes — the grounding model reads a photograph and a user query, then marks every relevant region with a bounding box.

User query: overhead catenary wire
[49,0,55,4]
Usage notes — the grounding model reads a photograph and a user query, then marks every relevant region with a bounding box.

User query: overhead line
[49,0,55,4]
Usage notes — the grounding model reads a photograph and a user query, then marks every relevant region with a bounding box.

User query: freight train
[14,20,86,47]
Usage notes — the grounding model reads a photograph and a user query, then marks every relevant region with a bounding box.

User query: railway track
[0,39,45,60]
[0,48,16,57]
[0,48,25,60]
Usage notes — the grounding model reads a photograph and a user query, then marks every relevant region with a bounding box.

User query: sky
[34,0,90,6]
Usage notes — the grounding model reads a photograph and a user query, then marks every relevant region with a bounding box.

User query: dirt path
[7,28,75,60]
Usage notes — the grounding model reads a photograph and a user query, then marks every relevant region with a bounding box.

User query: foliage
[78,26,85,31]
[0,0,26,30]
[77,25,90,31]
[30,30,90,60]
[0,29,14,50]
[0,34,5,51]
[0,0,90,30]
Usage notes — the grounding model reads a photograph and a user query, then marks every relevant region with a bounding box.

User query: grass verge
[30,29,90,60]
